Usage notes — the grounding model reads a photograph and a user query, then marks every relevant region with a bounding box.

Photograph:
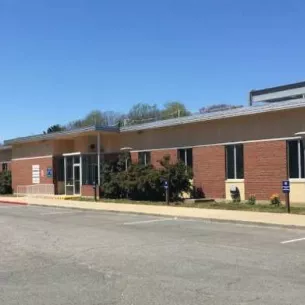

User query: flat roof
[251,80,305,96]
[5,98,305,144]
[120,99,305,133]
[4,126,119,145]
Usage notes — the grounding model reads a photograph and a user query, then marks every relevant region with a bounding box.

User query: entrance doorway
[64,154,82,196]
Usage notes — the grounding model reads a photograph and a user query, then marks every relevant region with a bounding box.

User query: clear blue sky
[1,0,305,141]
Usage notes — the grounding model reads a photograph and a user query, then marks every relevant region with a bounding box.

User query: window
[138,152,151,165]
[178,148,193,168]
[82,155,98,185]
[54,157,64,182]
[1,163,8,172]
[288,140,304,179]
[226,144,244,179]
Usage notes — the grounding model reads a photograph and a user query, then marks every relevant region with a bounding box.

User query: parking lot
[1,203,305,305]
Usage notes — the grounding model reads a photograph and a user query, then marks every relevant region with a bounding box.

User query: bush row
[101,154,193,202]
[0,171,12,195]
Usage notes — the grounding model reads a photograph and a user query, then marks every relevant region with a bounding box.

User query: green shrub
[101,154,193,202]
[0,171,12,194]
[247,194,256,205]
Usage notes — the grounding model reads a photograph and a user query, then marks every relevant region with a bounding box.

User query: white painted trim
[131,136,301,153]
[12,155,53,161]
[226,179,245,183]
[0,161,11,164]
[62,152,81,156]
[289,178,305,183]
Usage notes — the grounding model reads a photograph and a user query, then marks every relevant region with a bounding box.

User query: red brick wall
[244,140,287,200]
[193,146,226,199]
[131,152,138,163]
[151,149,177,168]
[81,185,95,197]
[11,157,54,192]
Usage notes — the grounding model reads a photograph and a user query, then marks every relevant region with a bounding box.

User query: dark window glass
[301,141,305,178]
[178,149,185,163]
[236,144,244,179]
[66,157,73,184]
[138,152,150,165]
[178,148,193,168]
[288,141,299,178]
[54,157,64,182]
[82,155,98,185]
[186,148,193,168]
[145,152,151,165]
[138,152,145,165]
[226,146,235,179]
[2,163,8,172]
[288,140,304,179]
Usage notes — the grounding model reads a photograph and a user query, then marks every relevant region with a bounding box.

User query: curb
[27,203,305,230]
[0,200,28,206]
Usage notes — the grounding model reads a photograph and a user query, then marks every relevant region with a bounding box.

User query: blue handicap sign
[164,181,168,189]
[47,167,53,178]
[282,180,290,193]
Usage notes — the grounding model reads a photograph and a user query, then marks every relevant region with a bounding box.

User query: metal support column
[64,156,67,195]
[97,134,101,193]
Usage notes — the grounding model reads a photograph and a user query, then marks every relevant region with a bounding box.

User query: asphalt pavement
[1,203,305,305]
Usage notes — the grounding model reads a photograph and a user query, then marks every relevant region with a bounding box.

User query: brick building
[3,81,305,203]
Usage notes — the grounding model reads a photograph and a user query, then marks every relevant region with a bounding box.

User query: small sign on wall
[32,165,40,184]
[47,167,53,178]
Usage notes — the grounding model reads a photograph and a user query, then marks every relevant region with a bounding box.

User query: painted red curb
[0,200,28,206]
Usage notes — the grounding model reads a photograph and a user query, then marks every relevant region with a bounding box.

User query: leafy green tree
[161,101,191,119]
[82,110,106,126]
[127,103,160,125]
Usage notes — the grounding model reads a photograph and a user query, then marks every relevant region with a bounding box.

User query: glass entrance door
[73,165,80,195]
[64,155,82,196]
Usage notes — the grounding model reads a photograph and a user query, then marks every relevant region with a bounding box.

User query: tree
[102,111,124,126]
[127,103,160,125]
[161,101,191,119]
[66,110,124,129]
[44,124,66,134]
[81,110,107,126]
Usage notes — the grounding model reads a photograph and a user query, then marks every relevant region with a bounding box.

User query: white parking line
[281,237,305,244]
[124,218,174,225]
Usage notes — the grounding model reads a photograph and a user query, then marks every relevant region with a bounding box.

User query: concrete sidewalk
[1,196,305,228]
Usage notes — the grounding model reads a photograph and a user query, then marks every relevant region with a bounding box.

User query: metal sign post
[164,181,169,205]
[282,180,290,214]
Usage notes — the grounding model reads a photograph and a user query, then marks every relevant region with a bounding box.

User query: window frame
[178,148,193,168]
[138,151,151,166]
[287,139,305,179]
[225,144,244,180]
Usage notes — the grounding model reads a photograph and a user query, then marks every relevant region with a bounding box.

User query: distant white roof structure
[249,81,305,105]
